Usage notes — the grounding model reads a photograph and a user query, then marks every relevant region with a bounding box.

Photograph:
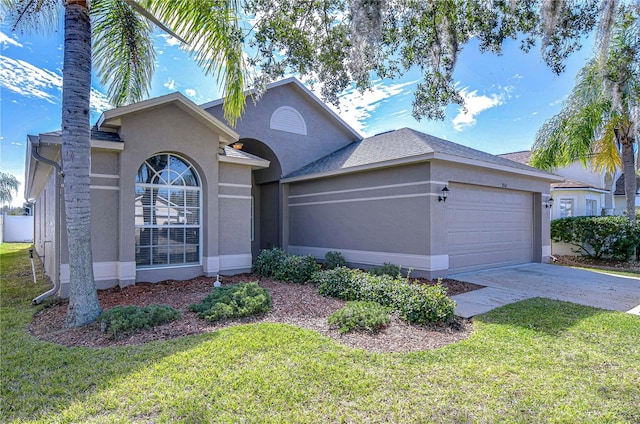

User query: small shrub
[253,248,288,277]
[99,304,181,338]
[324,251,347,270]
[328,301,390,334]
[312,266,361,300]
[253,248,320,283]
[273,254,321,283]
[188,282,272,322]
[313,268,456,325]
[368,262,402,277]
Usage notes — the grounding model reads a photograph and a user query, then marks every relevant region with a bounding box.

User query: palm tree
[531,5,639,222]
[0,172,20,206]
[3,0,247,327]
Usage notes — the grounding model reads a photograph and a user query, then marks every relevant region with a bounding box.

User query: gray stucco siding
[206,83,357,176]
[289,195,430,255]
[218,162,253,256]
[90,150,119,175]
[90,187,119,262]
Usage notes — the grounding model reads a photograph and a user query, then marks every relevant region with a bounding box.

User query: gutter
[30,140,64,305]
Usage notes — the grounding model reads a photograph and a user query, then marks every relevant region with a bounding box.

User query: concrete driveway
[449,263,640,318]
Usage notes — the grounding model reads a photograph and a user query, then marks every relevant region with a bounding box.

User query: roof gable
[97,92,238,146]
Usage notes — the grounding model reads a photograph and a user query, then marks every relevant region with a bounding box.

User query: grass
[2,243,640,423]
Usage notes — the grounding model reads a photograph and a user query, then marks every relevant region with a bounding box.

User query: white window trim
[558,197,577,218]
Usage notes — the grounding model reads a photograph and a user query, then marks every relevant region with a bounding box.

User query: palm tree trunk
[62,0,102,327]
[621,138,637,223]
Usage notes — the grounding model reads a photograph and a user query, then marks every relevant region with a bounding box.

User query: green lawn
[2,243,639,423]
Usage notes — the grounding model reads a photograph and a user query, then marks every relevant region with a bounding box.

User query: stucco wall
[218,163,253,259]
[205,83,358,176]
[288,163,432,265]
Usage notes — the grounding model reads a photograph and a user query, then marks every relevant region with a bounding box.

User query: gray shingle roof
[39,126,122,143]
[222,146,266,161]
[286,128,543,178]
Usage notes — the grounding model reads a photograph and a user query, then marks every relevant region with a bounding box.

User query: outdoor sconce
[545,197,554,208]
[232,142,244,150]
[438,186,449,202]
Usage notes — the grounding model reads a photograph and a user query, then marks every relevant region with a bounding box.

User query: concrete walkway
[449,263,640,318]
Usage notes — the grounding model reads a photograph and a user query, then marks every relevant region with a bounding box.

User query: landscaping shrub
[327,301,390,334]
[368,262,402,277]
[312,268,455,324]
[253,248,288,277]
[551,216,640,260]
[253,248,320,283]
[273,254,321,283]
[324,251,347,270]
[188,282,272,322]
[99,304,181,338]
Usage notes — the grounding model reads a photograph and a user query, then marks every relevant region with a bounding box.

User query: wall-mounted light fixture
[231,142,244,150]
[438,186,449,202]
[545,197,554,208]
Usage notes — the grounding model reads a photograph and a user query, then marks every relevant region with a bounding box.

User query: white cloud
[452,86,506,131]
[313,79,418,136]
[163,78,176,90]
[0,56,111,113]
[185,88,196,97]
[157,33,182,47]
[0,31,23,47]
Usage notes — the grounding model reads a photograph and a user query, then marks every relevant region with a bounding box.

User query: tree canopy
[0,172,20,205]
[244,0,608,121]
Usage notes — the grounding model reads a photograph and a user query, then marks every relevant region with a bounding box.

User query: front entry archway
[238,138,283,258]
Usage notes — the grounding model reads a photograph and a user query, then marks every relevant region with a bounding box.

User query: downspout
[31,140,64,305]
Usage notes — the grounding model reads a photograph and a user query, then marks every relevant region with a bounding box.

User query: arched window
[134,153,201,268]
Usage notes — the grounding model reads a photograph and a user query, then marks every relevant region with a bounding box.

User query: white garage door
[447,183,533,273]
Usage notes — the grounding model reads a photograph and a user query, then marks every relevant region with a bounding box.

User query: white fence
[1,214,34,243]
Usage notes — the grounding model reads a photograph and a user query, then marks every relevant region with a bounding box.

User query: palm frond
[591,119,622,174]
[1,0,61,32]
[92,0,156,106]
[144,0,247,125]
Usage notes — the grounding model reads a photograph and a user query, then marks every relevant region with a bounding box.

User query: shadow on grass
[476,297,609,336]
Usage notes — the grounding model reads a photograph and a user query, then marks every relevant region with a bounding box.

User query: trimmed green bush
[253,248,320,283]
[312,268,455,324]
[551,216,640,260]
[328,301,390,334]
[253,248,288,277]
[324,251,347,270]
[273,254,321,283]
[188,282,272,322]
[368,262,402,277]
[99,304,181,338]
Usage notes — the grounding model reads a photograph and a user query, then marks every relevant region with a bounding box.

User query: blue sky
[1,21,594,206]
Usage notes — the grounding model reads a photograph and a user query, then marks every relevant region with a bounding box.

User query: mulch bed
[29,274,484,353]
[553,255,640,273]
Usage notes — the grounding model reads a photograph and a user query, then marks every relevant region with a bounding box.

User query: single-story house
[25,78,560,297]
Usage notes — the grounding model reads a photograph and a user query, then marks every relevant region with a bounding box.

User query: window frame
[134,153,202,269]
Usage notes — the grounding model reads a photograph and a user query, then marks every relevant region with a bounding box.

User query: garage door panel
[448,184,533,273]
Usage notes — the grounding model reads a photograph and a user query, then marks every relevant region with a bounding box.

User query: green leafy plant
[313,268,455,324]
[99,304,181,338]
[188,282,272,322]
[324,251,347,270]
[253,248,288,277]
[253,248,320,283]
[551,216,640,260]
[368,262,402,277]
[328,301,390,334]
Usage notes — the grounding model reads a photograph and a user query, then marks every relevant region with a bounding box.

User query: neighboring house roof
[284,128,559,182]
[498,150,532,165]
[200,77,363,142]
[498,150,609,193]
[97,92,239,146]
[614,174,640,195]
